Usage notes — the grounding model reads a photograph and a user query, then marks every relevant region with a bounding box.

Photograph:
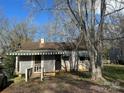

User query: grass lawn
[103,64,124,80]
[103,64,124,87]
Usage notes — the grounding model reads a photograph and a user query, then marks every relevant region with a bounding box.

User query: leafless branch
[103,36,124,40]
[104,7,124,16]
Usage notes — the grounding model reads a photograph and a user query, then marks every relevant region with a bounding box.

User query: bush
[3,55,15,78]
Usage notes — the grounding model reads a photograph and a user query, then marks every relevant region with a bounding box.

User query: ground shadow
[70,71,91,78]
[0,80,14,92]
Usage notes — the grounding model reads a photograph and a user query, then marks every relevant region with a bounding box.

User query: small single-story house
[109,47,124,64]
[7,39,89,77]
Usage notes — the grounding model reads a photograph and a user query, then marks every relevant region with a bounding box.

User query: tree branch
[103,36,124,40]
[104,7,124,16]
[66,0,80,24]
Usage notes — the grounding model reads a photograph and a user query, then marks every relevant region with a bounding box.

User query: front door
[34,55,41,72]
[55,55,61,70]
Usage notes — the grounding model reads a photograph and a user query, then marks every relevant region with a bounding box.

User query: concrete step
[31,73,41,78]
[31,73,55,80]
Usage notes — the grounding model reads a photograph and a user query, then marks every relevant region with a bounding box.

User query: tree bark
[90,51,103,80]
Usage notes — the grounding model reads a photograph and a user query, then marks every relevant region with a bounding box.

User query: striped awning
[7,50,66,56]
[7,50,88,56]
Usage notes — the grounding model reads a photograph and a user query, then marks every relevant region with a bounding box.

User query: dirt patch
[1,73,124,93]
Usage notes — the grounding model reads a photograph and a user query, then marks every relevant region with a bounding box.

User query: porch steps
[30,73,54,81]
[31,73,41,79]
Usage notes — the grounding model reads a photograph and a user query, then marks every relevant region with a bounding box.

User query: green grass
[103,64,124,80]
[10,76,25,84]
[103,64,124,87]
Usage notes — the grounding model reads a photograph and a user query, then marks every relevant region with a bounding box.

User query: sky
[0,0,123,25]
[0,0,123,41]
[0,0,53,25]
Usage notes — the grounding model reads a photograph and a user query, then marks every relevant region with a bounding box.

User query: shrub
[3,55,15,78]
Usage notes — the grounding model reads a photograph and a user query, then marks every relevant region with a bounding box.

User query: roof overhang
[6,50,88,57]
[6,50,66,56]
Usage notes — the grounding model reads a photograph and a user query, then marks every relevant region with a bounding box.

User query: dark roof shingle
[20,41,86,50]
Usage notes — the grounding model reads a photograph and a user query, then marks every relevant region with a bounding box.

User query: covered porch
[11,50,65,72]
[18,54,62,74]
[7,50,66,81]
[7,50,89,81]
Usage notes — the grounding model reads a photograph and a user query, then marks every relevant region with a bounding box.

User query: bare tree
[0,18,37,54]
[28,0,124,80]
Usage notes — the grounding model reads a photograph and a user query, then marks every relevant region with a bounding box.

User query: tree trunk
[90,51,96,80]
[90,50,103,80]
[63,60,67,72]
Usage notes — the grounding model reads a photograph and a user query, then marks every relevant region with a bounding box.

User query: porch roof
[7,50,66,56]
[7,50,89,57]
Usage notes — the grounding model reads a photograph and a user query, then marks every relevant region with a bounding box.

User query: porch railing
[34,64,41,72]
[25,67,33,82]
[25,65,44,82]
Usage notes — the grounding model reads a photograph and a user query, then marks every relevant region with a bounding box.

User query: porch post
[41,55,44,81]
[31,56,34,72]
[15,56,19,74]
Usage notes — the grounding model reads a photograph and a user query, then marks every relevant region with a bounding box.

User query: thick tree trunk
[96,53,103,78]
[70,50,78,71]
[63,60,67,72]
[90,51,96,80]
[90,50,103,80]
[70,51,75,71]
[96,66,102,79]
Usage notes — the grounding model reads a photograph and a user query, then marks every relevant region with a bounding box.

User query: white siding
[43,55,55,72]
[19,61,32,74]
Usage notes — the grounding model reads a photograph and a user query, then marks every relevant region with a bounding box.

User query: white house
[7,39,90,80]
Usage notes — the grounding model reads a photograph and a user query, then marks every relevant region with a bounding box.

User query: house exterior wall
[57,55,89,72]
[19,56,32,74]
[78,60,90,71]
[109,48,123,63]
[61,56,70,71]
[18,55,57,74]
[17,51,89,75]
[43,55,55,72]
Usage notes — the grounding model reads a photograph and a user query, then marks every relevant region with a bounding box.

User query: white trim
[31,56,34,68]
[15,56,19,74]
[19,61,21,73]
[25,69,28,82]
[41,55,44,81]
[7,50,65,56]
